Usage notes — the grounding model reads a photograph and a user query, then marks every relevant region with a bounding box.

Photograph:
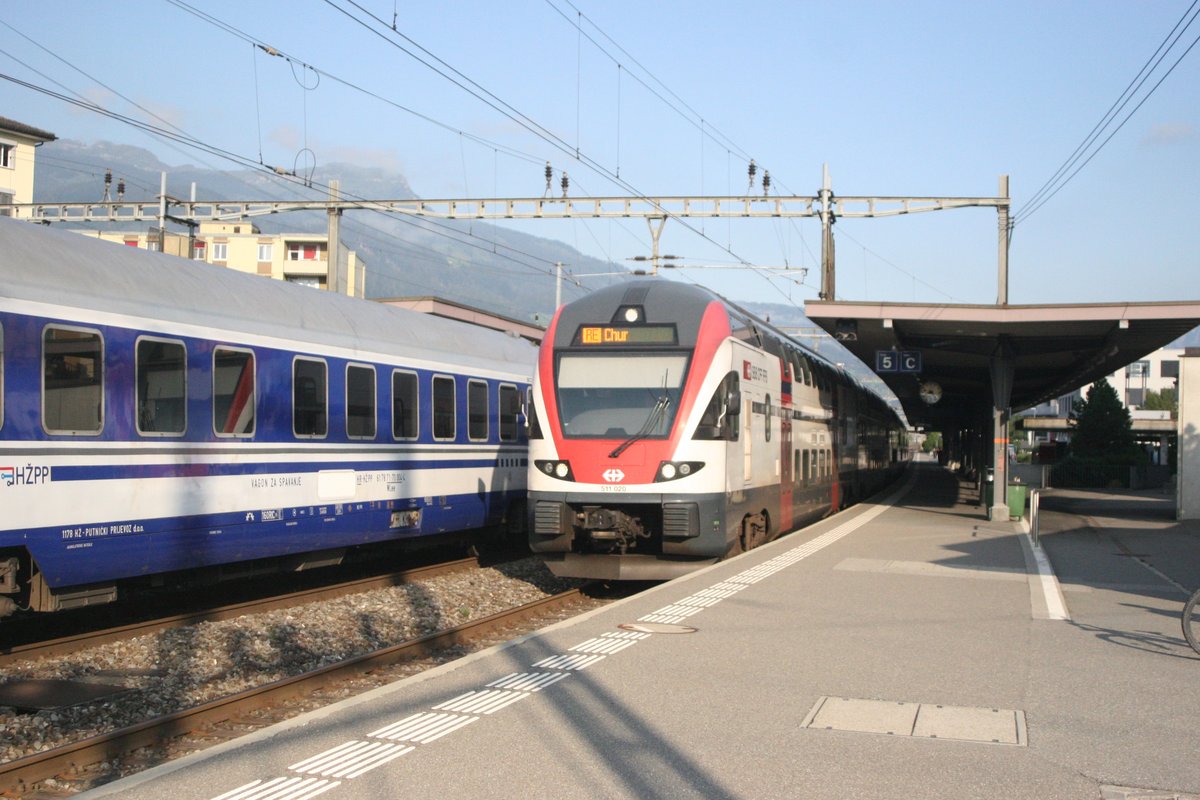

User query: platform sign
[876,350,922,373]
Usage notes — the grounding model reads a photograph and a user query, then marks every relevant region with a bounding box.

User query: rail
[0,586,599,796]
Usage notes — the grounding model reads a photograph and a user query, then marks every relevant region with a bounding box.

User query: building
[0,116,56,211]
[69,221,366,297]
[1016,346,1183,466]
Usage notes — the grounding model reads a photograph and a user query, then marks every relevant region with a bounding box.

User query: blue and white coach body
[0,218,534,615]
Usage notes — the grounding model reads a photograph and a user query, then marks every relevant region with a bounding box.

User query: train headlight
[655,461,704,482]
[534,460,575,481]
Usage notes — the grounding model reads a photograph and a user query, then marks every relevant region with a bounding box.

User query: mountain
[34,140,632,323]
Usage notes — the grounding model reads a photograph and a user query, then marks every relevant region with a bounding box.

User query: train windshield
[556,353,688,438]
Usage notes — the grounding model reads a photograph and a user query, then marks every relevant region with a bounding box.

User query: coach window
[763,394,772,442]
[392,370,419,439]
[293,357,328,438]
[433,375,455,440]
[213,347,255,436]
[43,326,103,435]
[346,364,376,439]
[467,380,489,441]
[136,337,186,435]
[498,384,519,442]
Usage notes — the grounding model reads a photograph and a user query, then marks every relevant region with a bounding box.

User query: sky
[1,0,1198,311]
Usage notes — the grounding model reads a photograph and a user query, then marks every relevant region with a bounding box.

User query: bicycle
[1185,588,1200,656]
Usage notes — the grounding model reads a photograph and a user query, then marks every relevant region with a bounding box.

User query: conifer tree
[1070,377,1137,462]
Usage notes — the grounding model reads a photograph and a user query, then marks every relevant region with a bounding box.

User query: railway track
[1,557,483,667]
[0,584,608,797]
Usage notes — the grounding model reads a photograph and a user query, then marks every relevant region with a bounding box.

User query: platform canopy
[804,300,1200,431]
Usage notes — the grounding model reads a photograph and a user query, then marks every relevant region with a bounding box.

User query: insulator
[561,172,569,197]
[104,169,112,185]
[762,170,770,195]
[116,179,125,199]
[747,159,756,185]
[545,161,552,183]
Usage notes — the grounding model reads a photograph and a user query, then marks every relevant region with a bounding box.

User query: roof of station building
[805,299,1200,430]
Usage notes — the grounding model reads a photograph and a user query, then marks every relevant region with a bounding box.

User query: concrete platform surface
[80,462,1200,800]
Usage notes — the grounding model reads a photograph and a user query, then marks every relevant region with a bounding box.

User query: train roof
[0,218,536,375]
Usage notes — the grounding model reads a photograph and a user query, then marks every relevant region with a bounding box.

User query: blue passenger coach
[0,219,534,616]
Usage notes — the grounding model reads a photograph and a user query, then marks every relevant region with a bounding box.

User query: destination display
[574,324,677,346]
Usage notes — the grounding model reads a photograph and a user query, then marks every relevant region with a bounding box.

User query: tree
[1142,387,1177,417]
[1070,377,1139,463]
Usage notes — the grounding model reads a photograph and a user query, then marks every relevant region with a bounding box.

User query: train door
[779,359,794,532]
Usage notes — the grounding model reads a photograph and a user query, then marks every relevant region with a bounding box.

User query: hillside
[34,140,633,324]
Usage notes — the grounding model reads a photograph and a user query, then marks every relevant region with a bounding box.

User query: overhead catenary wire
[318,0,771,282]
[3,2,593,291]
[0,72,577,294]
[1013,0,1200,227]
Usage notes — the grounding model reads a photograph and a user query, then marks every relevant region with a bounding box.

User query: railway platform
[80,459,1200,800]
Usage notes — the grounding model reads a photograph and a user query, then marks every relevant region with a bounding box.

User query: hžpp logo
[602,468,625,483]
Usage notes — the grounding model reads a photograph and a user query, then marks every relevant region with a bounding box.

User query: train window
[0,324,4,432]
[763,394,772,442]
[556,354,687,439]
[346,364,376,439]
[43,326,103,435]
[526,387,543,440]
[213,348,255,436]
[391,370,419,440]
[293,358,328,438]
[467,379,488,441]
[694,371,740,442]
[433,375,455,440]
[499,384,520,442]
[136,337,186,436]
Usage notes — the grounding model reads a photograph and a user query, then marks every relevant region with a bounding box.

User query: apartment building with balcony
[70,221,366,297]
[0,116,56,212]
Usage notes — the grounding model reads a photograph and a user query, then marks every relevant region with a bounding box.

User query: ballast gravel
[0,558,586,766]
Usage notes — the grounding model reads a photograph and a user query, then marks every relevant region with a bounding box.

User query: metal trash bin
[1007,482,1027,520]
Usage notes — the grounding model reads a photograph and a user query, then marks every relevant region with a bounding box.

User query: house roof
[0,116,57,142]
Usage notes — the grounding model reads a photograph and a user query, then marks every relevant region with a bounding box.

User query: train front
[528,282,740,580]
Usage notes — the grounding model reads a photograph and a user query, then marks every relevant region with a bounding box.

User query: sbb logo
[602,468,625,483]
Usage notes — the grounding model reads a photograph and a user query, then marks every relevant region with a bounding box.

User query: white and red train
[527,280,908,580]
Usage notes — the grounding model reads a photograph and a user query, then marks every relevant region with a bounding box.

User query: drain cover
[802,696,1027,746]
[618,622,697,634]
[0,679,132,712]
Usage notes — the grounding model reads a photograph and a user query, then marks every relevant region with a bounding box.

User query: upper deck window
[43,326,103,435]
